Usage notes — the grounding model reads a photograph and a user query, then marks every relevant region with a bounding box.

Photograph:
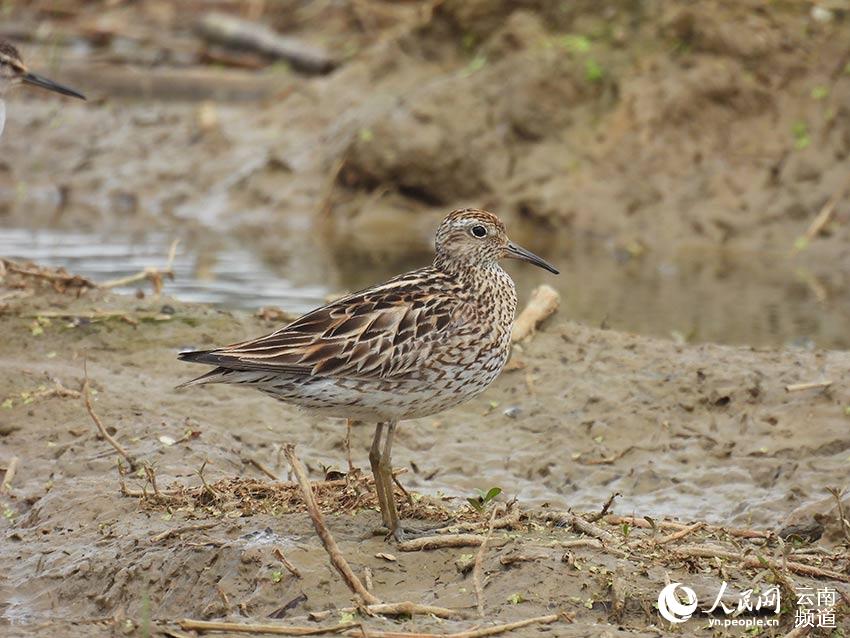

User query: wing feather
[180,268,466,381]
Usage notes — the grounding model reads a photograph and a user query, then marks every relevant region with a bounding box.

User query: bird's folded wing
[180,269,466,381]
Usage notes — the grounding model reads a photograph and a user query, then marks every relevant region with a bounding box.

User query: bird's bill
[22,72,86,100]
[504,241,559,274]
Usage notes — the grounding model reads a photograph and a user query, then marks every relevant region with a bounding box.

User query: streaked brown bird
[0,41,86,137]
[179,208,559,540]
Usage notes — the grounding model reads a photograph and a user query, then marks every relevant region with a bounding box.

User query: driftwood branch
[511,285,560,342]
[197,12,337,74]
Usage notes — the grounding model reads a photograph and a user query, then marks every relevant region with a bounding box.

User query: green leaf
[484,487,502,502]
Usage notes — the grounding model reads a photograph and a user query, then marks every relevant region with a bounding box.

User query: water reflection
[2,227,848,350]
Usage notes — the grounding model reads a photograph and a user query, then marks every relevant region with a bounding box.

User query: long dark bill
[504,241,559,274]
[22,72,86,100]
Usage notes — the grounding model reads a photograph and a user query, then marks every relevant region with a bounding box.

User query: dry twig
[793,172,850,253]
[308,601,461,621]
[245,456,279,480]
[785,380,833,393]
[673,545,850,582]
[99,239,180,295]
[346,612,565,638]
[83,365,137,470]
[546,511,621,546]
[283,444,379,605]
[397,534,487,552]
[654,522,705,545]
[473,507,500,617]
[273,547,302,579]
[179,619,357,635]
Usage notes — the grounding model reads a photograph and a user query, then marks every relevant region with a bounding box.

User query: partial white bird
[0,41,85,137]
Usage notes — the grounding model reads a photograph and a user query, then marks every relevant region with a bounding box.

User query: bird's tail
[176,350,228,389]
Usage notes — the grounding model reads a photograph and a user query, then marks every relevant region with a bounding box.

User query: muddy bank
[0,273,848,635]
[2,1,850,268]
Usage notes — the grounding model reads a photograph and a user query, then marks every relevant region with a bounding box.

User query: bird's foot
[375,521,447,543]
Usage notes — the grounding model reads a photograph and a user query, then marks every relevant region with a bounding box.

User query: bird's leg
[379,420,402,540]
[369,422,392,530]
[345,419,355,474]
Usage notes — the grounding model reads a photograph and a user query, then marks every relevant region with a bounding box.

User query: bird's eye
[471,225,487,238]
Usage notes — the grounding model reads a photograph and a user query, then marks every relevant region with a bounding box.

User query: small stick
[273,547,302,579]
[391,473,414,506]
[473,507,500,617]
[441,508,520,534]
[785,380,833,393]
[246,456,279,481]
[546,511,620,546]
[179,619,357,635]
[283,444,380,605]
[99,239,180,294]
[1,456,19,494]
[309,601,461,621]
[344,613,565,638]
[558,538,603,550]
[654,521,705,545]
[793,172,850,253]
[151,521,221,543]
[586,492,620,523]
[603,515,773,539]
[83,365,137,470]
[397,534,487,552]
[363,567,373,592]
[144,465,161,499]
[673,545,850,582]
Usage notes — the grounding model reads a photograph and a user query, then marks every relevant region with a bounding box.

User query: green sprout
[467,486,502,512]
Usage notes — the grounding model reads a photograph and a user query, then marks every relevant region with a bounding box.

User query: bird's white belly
[255,347,508,421]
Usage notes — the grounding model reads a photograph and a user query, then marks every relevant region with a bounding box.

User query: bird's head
[0,41,85,99]
[434,208,559,275]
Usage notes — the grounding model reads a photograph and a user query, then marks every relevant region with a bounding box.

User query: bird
[178,208,559,540]
[0,41,86,138]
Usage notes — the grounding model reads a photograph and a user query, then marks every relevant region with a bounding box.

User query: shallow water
[3,227,849,350]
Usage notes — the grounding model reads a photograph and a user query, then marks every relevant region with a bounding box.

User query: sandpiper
[0,41,85,137]
[179,208,559,540]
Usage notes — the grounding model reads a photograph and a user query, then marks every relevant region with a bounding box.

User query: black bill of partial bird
[22,71,86,100]
[504,241,559,274]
